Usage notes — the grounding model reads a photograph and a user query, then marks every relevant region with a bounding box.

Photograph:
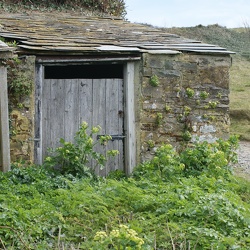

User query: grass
[230,56,250,110]
[229,55,250,140]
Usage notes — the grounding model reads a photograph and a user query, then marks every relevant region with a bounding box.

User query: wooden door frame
[35,60,137,174]
[0,65,11,172]
[123,62,136,175]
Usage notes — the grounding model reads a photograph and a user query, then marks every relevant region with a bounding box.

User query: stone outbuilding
[0,13,234,174]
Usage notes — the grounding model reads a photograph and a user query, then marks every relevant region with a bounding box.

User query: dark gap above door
[44,64,123,79]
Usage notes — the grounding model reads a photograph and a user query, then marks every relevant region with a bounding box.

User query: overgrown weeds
[44,122,118,177]
[0,136,250,249]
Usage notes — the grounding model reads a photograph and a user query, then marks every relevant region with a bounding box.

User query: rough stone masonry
[140,52,231,161]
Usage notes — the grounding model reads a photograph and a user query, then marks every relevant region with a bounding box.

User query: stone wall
[7,53,232,166]
[140,52,231,161]
[9,56,35,162]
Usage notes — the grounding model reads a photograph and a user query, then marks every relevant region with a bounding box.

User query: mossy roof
[0,12,234,55]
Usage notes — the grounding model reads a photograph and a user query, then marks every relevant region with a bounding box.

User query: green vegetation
[156,112,163,125]
[0,8,249,249]
[44,122,118,177]
[185,88,195,98]
[165,104,172,113]
[199,91,210,100]
[182,130,192,141]
[164,24,250,140]
[149,74,160,87]
[230,57,250,140]
[6,58,33,105]
[1,133,250,249]
[165,24,250,56]
[0,0,126,17]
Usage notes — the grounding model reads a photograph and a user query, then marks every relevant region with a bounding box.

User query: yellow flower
[92,126,101,133]
[87,138,93,145]
[94,231,107,241]
[45,157,52,162]
[110,229,120,238]
[81,121,88,129]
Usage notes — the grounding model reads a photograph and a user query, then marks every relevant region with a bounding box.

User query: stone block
[165,60,176,70]
[148,57,165,69]
[143,67,152,76]
[154,69,181,78]
[200,124,217,133]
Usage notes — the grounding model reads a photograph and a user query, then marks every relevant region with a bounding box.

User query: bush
[180,136,238,177]
[44,121,118,177]
[133,136,239,180]
[1,0,126,17]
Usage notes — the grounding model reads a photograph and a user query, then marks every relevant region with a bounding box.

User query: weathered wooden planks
[0,66,10,172]
[41,77,124,175]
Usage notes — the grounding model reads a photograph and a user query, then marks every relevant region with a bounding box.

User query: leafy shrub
[1,0,126,17]
[134,136,238,180]
[180,136,239,177]
[44,122,118,177]
[107,169,127,180]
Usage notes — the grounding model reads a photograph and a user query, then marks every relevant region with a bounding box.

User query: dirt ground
[234,141,250,180]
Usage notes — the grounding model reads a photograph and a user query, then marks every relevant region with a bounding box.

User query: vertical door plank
[79,79,93,169]
[79,79,93,130]
[35,64,43,165]
[117,79,124,170]
[50,79,65,150]
[93,79,106,175]
[64,79,79,142]
[106,79,119,172]
[42,79,51,160]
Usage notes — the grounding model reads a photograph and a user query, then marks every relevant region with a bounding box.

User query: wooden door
[41,78,124,175]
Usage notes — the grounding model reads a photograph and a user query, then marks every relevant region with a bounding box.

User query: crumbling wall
[140,52,231,161]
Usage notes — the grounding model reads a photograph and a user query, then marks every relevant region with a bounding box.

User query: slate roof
[0,12,234,55]
[0,40,12,52]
